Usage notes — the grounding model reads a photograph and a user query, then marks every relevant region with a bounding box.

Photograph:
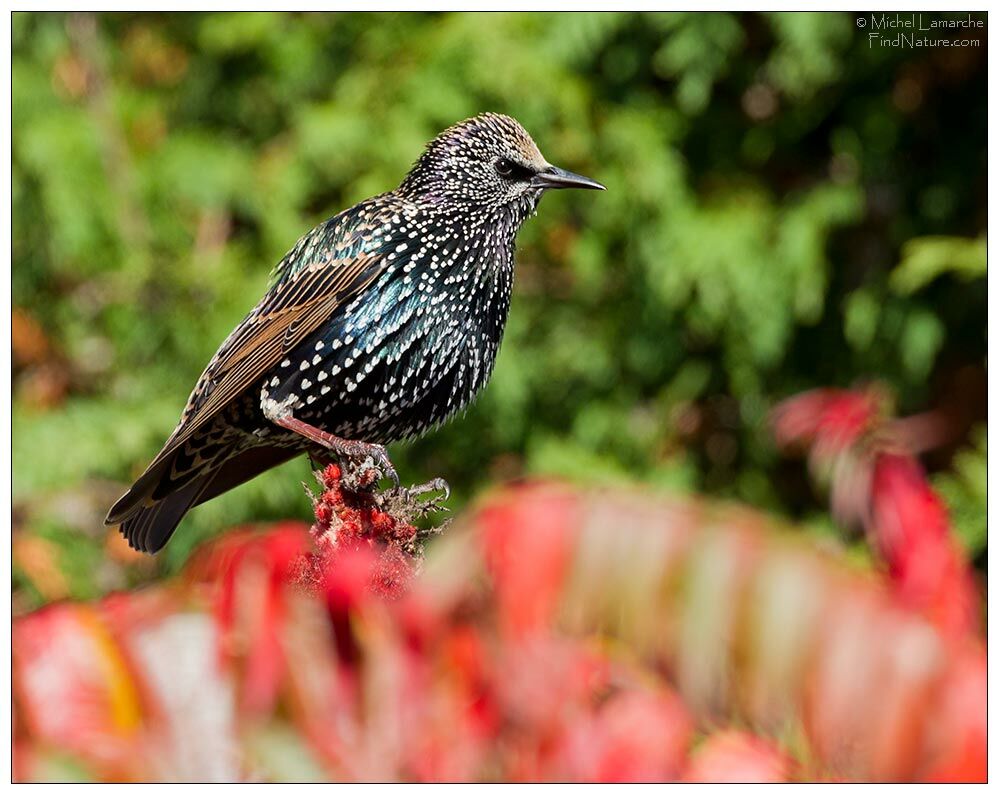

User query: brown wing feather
[158,251,383,469]
[106,201,397,529]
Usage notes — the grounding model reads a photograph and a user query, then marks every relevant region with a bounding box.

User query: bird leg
[291,414,451,507]
[262,396,400,487]
[263,396,449,507]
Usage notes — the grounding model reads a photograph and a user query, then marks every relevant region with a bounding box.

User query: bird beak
[532,165,606,191]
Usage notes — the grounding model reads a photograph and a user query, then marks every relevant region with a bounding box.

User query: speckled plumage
[107,113,604,553]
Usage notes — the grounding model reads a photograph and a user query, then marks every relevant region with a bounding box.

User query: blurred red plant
[772,385,980,638]
[682,731,793,783]
[11,387,987,782]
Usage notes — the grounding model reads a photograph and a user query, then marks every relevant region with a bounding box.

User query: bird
[106,112,605,553]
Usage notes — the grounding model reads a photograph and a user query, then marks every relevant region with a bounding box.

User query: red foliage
[185,522,310,716]
[303,463,419,600]
[11,389,987,781]
[477,485,575,637]
[773,385,980,638]
[556,689,693,782]
[179,465,424,716]
[920,646,988,782]
[12,604,143,780]
[772,385,884,459]
[683,731,793,783]
[871,454,979,637]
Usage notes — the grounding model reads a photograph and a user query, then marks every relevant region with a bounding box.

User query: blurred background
[12,11,986,607]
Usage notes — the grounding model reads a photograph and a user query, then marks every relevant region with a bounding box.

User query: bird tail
[114,474,213,554]
[106,441,302,554]
[106,440,224,553]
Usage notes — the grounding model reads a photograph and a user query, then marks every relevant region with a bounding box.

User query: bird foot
[332,452,395,493]
[375,478,451,520]
[340,446,400,490]
[387,477,451,516]
[268,409,401,488]
[313,448,450,517]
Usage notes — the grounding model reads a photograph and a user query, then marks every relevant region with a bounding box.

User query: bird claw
[383,477,451,515]
[370,445,401,489]
[402,477,451,502]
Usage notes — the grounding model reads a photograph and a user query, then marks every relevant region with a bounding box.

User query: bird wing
[148,213,390,473]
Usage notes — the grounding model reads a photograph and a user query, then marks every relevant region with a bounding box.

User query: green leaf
[890,236,986,295]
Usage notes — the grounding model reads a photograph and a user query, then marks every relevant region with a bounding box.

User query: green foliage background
[12,12,986,605]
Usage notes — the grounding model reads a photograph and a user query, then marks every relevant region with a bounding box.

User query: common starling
[106,113,605,553]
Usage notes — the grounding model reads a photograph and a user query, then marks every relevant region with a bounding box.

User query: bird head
[397,113,605,214]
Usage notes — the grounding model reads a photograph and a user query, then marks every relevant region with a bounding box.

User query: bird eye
[495,158,515,177]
